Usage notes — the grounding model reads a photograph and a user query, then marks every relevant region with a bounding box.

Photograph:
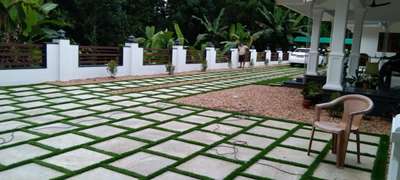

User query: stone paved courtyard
[0,67,388,179]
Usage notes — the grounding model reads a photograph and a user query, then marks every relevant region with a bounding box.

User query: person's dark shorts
[239,55,245,62]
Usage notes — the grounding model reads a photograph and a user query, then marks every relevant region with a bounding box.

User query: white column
[172,45,186,73]
[323,0,350,91]
[265,50,271,65]
[57,39,79,81]
[250,49,257,66]
[230,49,239,68]
[306,8,324,76]
[206,47,216,69]
[347,9,366,78]
[124,43,143,75]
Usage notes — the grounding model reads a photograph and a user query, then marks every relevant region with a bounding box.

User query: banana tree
[137,23,185,49]
[221,23,263,52]
[0,0,68,42]
[192,8,227,48]
[257,5,308,52]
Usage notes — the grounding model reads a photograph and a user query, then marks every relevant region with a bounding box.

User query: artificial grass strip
[371,134,390,180]
[254,75,295,86]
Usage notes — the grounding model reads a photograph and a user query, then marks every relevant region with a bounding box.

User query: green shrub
[106,60,118,78]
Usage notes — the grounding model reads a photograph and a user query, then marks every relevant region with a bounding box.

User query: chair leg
[308,127,316,156]
[332,134,337,154]
[336,132,344,168]
[356,131,361,163]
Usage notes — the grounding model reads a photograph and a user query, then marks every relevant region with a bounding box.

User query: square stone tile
[135,97,160,103]
[88,104,121,112]
[65,90,90,95]
[44,148,111,171]
[102,96,129,101]
[141,113,176,122]
[0,112,22,121]
[72,94,99,100]
[19,107,55,116]
[46,97,76,104]
[112,100,141,107]
[92,137,146,154]
[38,133,93,149]
[149,140,203,158]
[9,87,32,92]
[179,130,224,145]
[11,91,38,97]
[350,133,381,144]
[51,103,83,110]
[324,152,375,170]
[158,121,197,132]
[68,116,110,126]
[221,117,257,127]
[68,167,136,180]
[42,93,68,98]
[22,114,65,124]
[348,141,378,156]
[198,110,230,118]
[180,115,215,125]
[128,128,174,142]
[266,147,317,166]
[79,125,126,138]
[123,93,146,98]
[79,99,108,106]
[229,134,275,149]
[313,163,371,180]
[15,96,45,102]
[162,108,194,116]
[61,86,81,91]
[245,159,306,179]
[0,99,16,106]
[0,105,20,113]
[37,88,61,93]
[0,163,63,179]
[153,171,197,180]
[141,91,162,95]
[113,118,154,129]
[0,120,31,132]
[202,124,242,135]
[0,144,50,166]
[167,92,189,96]
[88,87,110,92]
[294,128,332,141]
[261,120,298,130]
[98,111,135,120]
[207,143,259,162]
[0,131,38,147]
[152,94,175,99]
[126,106,158,114]
[147,102,176,109]
[59,109,96,118]
[30,123,78,135]
[110,152,176,176]
[282,137,327,152]
[247,126,287,138]
[177,155,240,179]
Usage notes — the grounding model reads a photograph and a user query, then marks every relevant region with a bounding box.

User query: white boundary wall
[0,40,276,86]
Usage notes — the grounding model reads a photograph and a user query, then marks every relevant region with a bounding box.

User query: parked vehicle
[289,48,324,66]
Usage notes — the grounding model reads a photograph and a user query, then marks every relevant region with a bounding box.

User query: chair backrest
[340,95,374,131]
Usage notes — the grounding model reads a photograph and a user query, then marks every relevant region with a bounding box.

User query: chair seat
[314,121,359,133]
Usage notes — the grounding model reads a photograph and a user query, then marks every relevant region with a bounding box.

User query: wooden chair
[307,94,374,168]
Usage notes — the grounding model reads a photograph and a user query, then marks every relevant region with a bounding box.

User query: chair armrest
[315,96,345,109]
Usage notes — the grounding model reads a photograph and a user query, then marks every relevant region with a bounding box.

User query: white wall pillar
[57,39,79,81]
[323,0,350,91]
[250,49,257,66]
[347,9,366,78]
[125,43,143,75]
[231,49,239,68]
[265,50,271,65]
[206,47,217,69]
[172,45,186,73]
[306,8,324,76]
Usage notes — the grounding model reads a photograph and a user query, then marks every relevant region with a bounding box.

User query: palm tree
[257,5,307,52]
[192,8,227,48]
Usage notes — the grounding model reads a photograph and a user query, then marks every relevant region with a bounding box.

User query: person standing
[238,43,249,69]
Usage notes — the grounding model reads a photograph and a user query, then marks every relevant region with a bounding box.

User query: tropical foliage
[192,8,227,48]
[0,0,68,42]
[222,23,263,51]
[137,24,185,49]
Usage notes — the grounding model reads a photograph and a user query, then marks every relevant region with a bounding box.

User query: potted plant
[106,60,118,78]
[165,63,175,75]
[301,82,323,109]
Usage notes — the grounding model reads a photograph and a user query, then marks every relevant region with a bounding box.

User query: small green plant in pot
[106,60,118,78]
[301,82,323,109]
[166,63,175,75]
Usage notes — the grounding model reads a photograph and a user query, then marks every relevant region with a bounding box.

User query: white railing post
[389,115,400,180]
[250,49,257,67]
[206,47,216,70]
[265,50,271,65]
[230,48,239,68]
[172,45,186,73]
[55,39,78,81]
